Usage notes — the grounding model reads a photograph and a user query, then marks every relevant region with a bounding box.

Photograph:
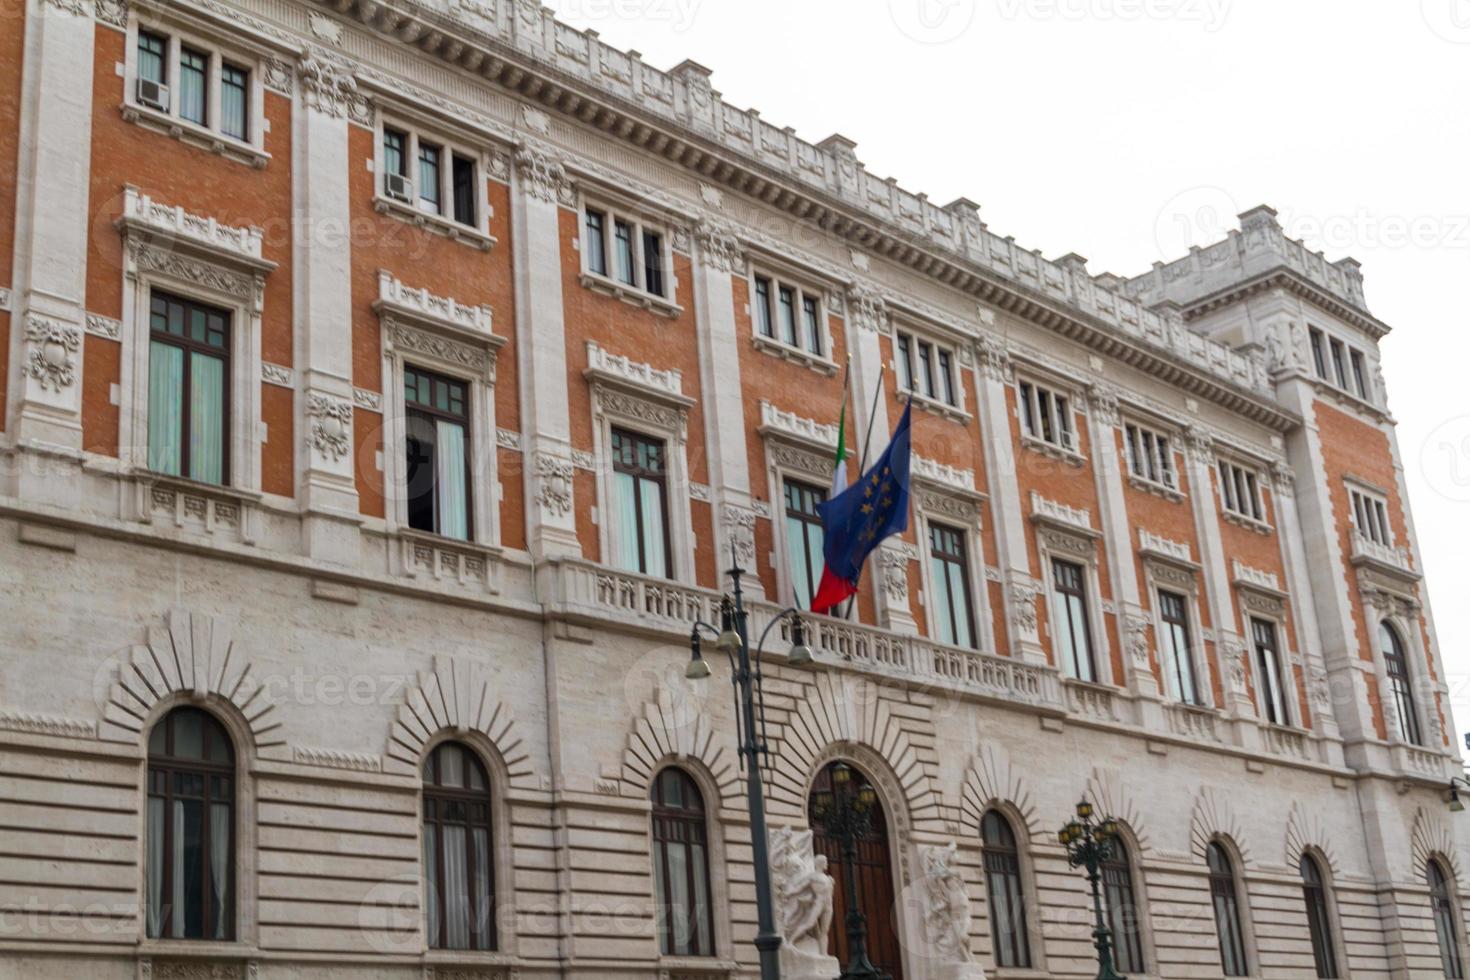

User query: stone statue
[921,842,974,963]
[769,826,840,979]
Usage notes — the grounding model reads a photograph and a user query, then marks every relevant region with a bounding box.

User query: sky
[543,0,1470,750]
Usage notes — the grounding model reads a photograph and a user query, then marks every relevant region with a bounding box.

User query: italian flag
[810,363,851,611]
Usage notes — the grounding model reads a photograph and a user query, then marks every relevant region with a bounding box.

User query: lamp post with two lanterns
[686,562,814,980]
[1058,799,1127,980]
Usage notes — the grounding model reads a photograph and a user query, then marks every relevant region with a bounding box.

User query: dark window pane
[221,64,248,141]
[452,155,476,227]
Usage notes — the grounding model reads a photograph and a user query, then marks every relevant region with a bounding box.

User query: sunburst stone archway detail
[1189,786,1252,866]
[1284,801,1340,875]
[101,609,285,757]
[385,655,536,787]
[1086,767,1152,854]
[959,742,1043,837]
[1411,805,1463,881]
[621,686,741,807]
[767,672,944,834]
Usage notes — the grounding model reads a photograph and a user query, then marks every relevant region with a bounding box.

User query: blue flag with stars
[810,401,913,613]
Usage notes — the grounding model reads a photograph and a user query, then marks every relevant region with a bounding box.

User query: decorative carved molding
[721,504,758,570]
[977,335,1013,383]
[1138,528,1195,568]
[384,655,536,786]
[769,443,830,481]
[515,144,572,205]
[495,427,522,451]
[84,312,122,340]
[299,51,364,119]
[585,341,684,400]
[1008,581,1039,636]
[960,742,1042,835]
[845,283,889,334]
[1124,614,1151,668]
[1283,801,1339,874]
[0,287,10,311]
[1029,492,1095,537]
[758,401,840,452]
[878,547,911,606]
[261,56,293,95]
[1087,381,1122,427]
[384,318,496,379]
[352,387,381,411]
[912,454,976,495]
[119,186,267,263]
[375,270,496,342]
[592,385,688,439]
[306,392,353,461]
[262,363,294,389]
[1185,425,1214,465]
[128,241,260,303]
[919,842,976,965]
[0,709,96,740]
[24,315,81,392]
[1189,786,1252,866]
[94,0,129,28]
[293,745,382,772]
[40,0,89,16]
[533,452,575,517]
[689,481,711,502]
[695,220,743,274]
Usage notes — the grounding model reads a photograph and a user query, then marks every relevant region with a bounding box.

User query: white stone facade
[0,0,1463,978]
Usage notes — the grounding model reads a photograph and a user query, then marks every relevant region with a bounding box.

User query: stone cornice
[1173,268,1392,342]
[304,0,1299,432]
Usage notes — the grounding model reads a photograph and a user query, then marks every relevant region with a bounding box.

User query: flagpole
[843,366,888,621]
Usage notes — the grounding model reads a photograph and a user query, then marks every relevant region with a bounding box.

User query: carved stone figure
[921,842,974,963]
[768,826,839,978]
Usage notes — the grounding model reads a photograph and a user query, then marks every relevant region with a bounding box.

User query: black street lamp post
[1058,799,1127,980]
[809,761,891,980]
[686,563,814,980]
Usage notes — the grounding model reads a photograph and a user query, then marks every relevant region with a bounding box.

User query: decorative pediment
[913,455,985,523]
[1138,529,1198,570]
[373,270,499,348]
[1232,560,1288,616]
[1029,492,1096,536]
[584,341,692,408]
[758,401,840,453]
[115,186,275,275]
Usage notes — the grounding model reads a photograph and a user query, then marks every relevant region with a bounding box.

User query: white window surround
[1233,570,1300,730]
[1308,322,1378,406]
[912,473,992,653]
[645,760,736,965]
[746,265,838,376]
[575,193,682,318]
[115,187,272,524]
[1031,497,1113,686]
[122,15,271,168]
[1015,373,1083,463]
[892,323,971,423]
[1347,480,1394,548]
[1140,549,1211,709]
[1122,417,1184,501]
[585,342,698,584]
[375,271,505,554]
[1216,455,1272,533]
[371,113,498,251]
[757,402,841,608]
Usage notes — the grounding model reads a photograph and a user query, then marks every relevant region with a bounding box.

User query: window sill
[395,528,502,593]
[1127,473,1185,502]
[421,950,517,969]
[136,939,257,960]
[1222,509,1273,535]
[655,955,739,978]
[1020,433,1085,467]
[751,332,839,376]
[373,195,497,251]
[903,390,971,424]
[579,271,682,318]
[121,102,270,169]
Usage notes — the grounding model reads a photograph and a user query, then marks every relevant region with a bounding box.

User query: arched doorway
[807,761,904,980]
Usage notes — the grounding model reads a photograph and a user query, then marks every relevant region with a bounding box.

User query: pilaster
[5,0,96,503]
[511,141,580,558]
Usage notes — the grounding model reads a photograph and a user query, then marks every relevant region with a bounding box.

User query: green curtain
[189,353,225,484]
[435,420,469,541]
[148,342,184,475]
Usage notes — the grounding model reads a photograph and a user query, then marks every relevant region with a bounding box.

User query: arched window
[650,768,715,957]
[422,742,496,951]
[1207,842,1248,976]
[1299,853,1338,978]
[1379,622,1422,745]
[980,810,1031,969]
[1102,838,1145,974]
[146,706,235,940]
[1429,859,1464,979]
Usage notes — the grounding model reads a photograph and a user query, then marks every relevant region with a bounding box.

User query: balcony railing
[1349,531,1417,580]
[548,559,1064,712]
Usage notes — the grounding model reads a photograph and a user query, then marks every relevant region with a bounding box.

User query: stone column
[1086,381,1165,720]
[5,0,96,503]
[510,143,579,558]
[293,52,363,564]
[973,333,1046,664]
[690,220,760,590]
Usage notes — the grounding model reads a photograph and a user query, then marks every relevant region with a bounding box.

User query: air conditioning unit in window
[136,77,170,112]
[383,172,414,203]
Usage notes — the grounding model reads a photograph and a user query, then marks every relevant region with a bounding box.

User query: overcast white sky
[545,0,1470,750]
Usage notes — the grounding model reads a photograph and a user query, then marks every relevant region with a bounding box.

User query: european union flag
[810,401,913,613]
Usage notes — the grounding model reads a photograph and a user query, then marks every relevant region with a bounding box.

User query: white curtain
[931,556,955,645]
[210,802,230,939]
[146,797,164,937]
[472,827,491,946]
[639,477,667,578]
[148,342,183,475]
[423,827,440,944]
[190,353,225,484]
[665,840,692,952]
[435,420,469,540]
[443,825,470,949]
[614,471,640,572]
[170,800,187,938]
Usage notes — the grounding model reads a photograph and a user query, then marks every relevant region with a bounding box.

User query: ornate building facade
[0,0,1462,977]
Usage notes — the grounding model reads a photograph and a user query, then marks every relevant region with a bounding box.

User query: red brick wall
[0,1,26,431]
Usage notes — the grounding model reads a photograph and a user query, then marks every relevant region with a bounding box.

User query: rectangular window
[1252,617,1289,726]
[613,219,636,285]
[179,47,208,125]
[138,30,168,85]
[938,350,955,406]
[1019,380,1074,451]
[611,429,671,579]
[929,523,975,648]
[1158,590,1199,704]
[1124,422,1176,490]
[220,64,248,141]
[1349,487,1392,546]
[642,231,665,298]
[417,142,442,214]
[1349,350,1369,399]
[1329,338,1348,389]
[451,155,477,227]
[1218,460,1264,522]
[1309,327,1327,379]
[584,208,607,277]
[778,285,798,346]
[383,128,407,177]
[784,480,827,611]
[896,334,915,392]
[917,341,935,399]
[1050,557,1096,682]
[896,330,958,407]
[801,296,822,356]
[404,367,471,541]
[753,276,774,337]
[148,292,230,486]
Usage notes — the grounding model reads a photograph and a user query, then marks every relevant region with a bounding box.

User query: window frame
[894,327,966,415]
[1307,323,1377,405]
[1122,418,1181,496]
[1048,554,1100,684]
[649,767,718,958]
[577,195,679,313]
[1430,857,1466,980]
[925,519,978,650]
[146,291,233,487]
[980,809,1035,970]
[609,426,674,579]
[1348,483,1394,548]
[1156,587,1202,706]
[1101,837,1146,975]
[745,263,837,374]
[1250,615,1292,727]
[1016,375,1080,458]
[1217,456,1270,529]
[783,478,829,613]
[1207,840,1252,977]
[372,112,496,249]
[123,17,269,165]
[1379,620,1423,746]
[145,706,237,943]
[402,365,475,542]
[421,741,498,953]
[1299,852,1341,979]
